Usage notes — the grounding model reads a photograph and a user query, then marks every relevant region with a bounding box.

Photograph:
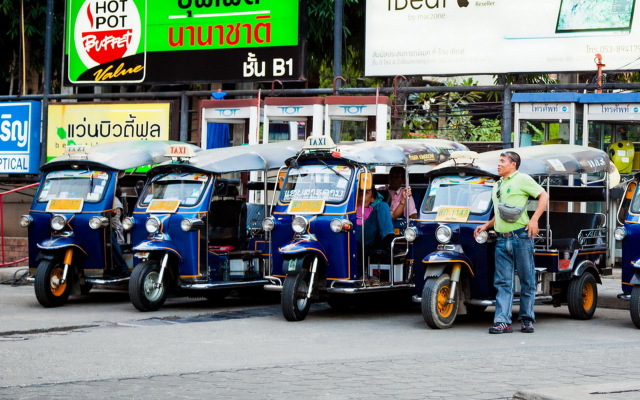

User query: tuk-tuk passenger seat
[209,186,247,252]
[537,212,605,252]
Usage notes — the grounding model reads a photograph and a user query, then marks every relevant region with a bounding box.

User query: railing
[0,183,38,267]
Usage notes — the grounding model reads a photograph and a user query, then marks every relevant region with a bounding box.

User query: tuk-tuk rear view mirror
[277,172,286,189]
[359,172,373,190]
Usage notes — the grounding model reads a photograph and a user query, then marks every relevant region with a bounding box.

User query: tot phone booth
[324,95,391,142]
[199,98,263,147]
[263,97,325,142]
[581,93,640,174]
[512,92,582,148]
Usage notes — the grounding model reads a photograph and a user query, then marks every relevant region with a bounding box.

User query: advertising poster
[47,102,171,160]
[65,0,305,84]
[0,101,42,174]
[366,0,640,76]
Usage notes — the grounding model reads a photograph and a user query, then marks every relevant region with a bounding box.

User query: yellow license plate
[46,198,84,213]
[435,207,471,222]
[287,199,325,215]
[147,199,180,213]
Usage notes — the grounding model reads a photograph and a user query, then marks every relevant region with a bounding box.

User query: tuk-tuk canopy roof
[181,141,304,173]
[434,144,620,188]
[42,141,200,172]
[300,139,468,166]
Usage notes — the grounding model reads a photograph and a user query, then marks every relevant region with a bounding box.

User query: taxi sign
[435,207,471,223]
[147,199,181,213]
[287,199,325,215]
[63,145,91,160]
[303,135,336,151]
[46,198,84,213]
[166,145,197,160]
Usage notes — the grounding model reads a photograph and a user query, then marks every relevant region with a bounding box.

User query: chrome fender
[279,239,328,276]
[421,251,473,279]
[37,236,88,256]
[133,239,183,262]
[573,260,602,284]
[630,258,640,285]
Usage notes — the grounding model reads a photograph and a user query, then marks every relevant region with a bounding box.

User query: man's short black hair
[501,151,521,169]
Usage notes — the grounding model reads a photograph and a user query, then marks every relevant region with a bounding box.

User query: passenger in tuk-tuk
[474,151,549,335]
[111,186,129,278]
[380,166,417,219]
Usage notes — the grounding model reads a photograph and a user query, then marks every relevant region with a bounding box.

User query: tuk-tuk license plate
[435,207,471,222]
[287,200,325,215]
[147,199,180,213]
[46,198,84,213]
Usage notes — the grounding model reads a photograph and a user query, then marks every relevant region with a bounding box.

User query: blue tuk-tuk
[415,145,619,328]
[262,136,468,321]
[126,141,302,311]
[19,141,197,307]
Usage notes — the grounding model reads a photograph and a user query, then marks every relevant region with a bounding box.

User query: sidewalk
[0,265,29,285]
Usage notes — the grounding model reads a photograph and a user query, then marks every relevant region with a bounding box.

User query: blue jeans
[494,228,536,324]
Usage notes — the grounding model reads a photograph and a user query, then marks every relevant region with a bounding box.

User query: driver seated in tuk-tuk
[355,187,395,285]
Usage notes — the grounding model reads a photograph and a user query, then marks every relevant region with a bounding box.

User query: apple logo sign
[458,0,469,7]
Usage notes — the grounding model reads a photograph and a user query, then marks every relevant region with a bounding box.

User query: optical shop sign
[65,0,304,84]
[0,102,41,174]
[47,103,170,161]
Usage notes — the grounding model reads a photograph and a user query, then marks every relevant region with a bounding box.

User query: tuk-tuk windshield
[37,170,111,203]
[281,164,353,203]
[422,175,495,214]
[141,172,210,206]
[631,186,640,214]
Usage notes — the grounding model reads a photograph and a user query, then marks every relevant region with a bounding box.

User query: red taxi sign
[166,145,197,160]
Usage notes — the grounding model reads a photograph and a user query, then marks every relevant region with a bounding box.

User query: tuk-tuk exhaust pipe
[447,263,462,304]
[60,248,74,284]
[156,253,169,289]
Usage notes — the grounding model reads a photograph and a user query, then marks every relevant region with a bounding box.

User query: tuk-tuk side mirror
[277,171,287,189]
[626,182,637,200]
[359,172,373,190]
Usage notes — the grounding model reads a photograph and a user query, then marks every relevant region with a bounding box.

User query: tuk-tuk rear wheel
[630,286,640,329]
[567,272,597,320]
[422,274,458,329]
[34,259,71,308]
[129,261,168,312]
[282,267,312,321]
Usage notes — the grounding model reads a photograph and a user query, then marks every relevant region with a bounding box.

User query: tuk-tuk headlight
[88,216,108,229]
[122,217,135,231]
[180,218,203,232]
[475,230,489,244]
[19,215,32,227]
[404,227,418,242]
[51,215,67,231]
[436,225,452,244]
[614,227,627,241]
[292,216,308,233]
[145,216,161,233]
[262,217,275,232]
[330,218,353,233]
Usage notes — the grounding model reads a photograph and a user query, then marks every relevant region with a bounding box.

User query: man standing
[474,151,549,334]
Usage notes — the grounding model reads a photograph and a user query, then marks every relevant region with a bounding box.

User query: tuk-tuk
[263,136,468,321]
[415,145,619,329]
[126,141,302,311]
[614,173,640,328]
[19,141,198,308]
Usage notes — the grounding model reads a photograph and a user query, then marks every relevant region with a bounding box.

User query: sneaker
[521,320,534,333]
[489,322,513,334]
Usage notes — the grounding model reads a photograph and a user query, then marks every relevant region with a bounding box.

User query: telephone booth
[581,93,640,174]
[199,98,263,147]
[324,96,392,142]
[263,97,325,143]
[512,93,583,148]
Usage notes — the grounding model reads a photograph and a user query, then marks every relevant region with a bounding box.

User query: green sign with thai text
[65,0,305,84]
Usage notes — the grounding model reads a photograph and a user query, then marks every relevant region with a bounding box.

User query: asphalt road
[1,281,640,400]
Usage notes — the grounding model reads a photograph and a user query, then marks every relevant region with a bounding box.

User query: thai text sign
[366,0,640,75]
[65,0,304,84]
[47,103,171,160]
[0,101,42,174]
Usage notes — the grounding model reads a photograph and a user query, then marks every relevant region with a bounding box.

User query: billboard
[65,0,306,84]
[0,102,42,174]
[365,0,640,76]
[47,103,171,160]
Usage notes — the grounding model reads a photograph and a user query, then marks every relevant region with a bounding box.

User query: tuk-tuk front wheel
[422,274,458,329]
[129,261,168,312]
[282,267,312,322]
[567,272,597,320]
[630,286,640,329]
[34,259,71,308]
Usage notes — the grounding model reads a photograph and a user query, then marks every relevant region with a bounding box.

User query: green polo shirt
[492,171,544,233]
